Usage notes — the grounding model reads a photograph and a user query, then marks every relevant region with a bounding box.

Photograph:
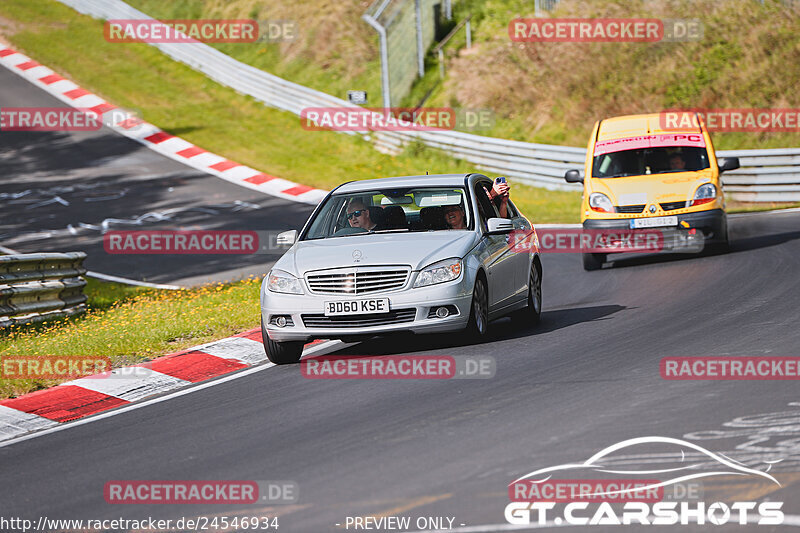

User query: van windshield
[592,146,710,178]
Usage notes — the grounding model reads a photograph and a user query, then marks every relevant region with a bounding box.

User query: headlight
[689,183,716,207]
[267,269,304,294]
[413,258,462,288]
[588,192,614,213]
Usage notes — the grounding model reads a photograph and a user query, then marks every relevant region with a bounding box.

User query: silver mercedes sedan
[260,173,542,364]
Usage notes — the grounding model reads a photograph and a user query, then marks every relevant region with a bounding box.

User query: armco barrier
[58,0,800,201]
[0,252,88,328]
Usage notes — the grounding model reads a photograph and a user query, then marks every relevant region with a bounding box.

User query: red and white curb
[0,331,341,443]
[0,46,327,205]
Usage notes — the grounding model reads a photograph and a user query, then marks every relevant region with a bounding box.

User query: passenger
[346,200,377,231]
[486,178,511,218]
[444,204,467,229]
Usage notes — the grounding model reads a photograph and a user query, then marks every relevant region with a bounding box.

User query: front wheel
[261,317,303,364]
[582,252,605,271]
[466,277,489,339]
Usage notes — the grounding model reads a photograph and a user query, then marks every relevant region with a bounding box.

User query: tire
[513,261,542,326]
[261,317,303,364]
[466,277,489,339]
[707,224,730,255]
[582,252,605,271]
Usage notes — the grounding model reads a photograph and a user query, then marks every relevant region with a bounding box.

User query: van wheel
[261,318,303,364]
[466,277,489,339]
[583,253,605,271]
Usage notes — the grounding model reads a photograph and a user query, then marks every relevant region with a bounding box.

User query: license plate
[324,298,390,316]
[629,216,678,229]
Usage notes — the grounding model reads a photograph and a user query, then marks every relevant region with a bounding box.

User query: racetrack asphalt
[1,207,799,532]
[0,65,314,286]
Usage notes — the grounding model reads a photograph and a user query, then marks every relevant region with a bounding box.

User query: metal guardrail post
[362,14,392,108]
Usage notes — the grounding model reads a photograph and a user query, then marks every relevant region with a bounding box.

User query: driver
[346,200,377,231]
[669,153,687,171]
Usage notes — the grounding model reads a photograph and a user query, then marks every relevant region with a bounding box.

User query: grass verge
[0,277,261,399]
[0,0,579,224]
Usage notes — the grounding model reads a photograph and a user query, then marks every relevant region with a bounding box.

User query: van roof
[596,113,702,142]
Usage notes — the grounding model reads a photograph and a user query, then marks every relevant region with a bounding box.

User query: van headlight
[689,183,716,207]
[589,193,615,213]
[414,258,462,288]
[267,269,304,294]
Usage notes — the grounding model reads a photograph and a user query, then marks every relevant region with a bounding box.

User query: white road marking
[0,406,59,441]
[65,367,190,402]
[201,336,269,365]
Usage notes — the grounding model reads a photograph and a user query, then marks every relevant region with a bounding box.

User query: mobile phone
[496,176,506,184]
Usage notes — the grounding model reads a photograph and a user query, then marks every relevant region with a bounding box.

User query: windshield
[303,187,472,240]
[593,146,710,178]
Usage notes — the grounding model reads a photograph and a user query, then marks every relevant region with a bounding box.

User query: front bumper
[260,274,473,343]
[583,209,727,253]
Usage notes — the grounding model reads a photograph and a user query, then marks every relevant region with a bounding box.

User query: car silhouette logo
[510,436,781,500]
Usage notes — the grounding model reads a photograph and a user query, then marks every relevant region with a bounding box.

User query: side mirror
[717,157,740,173]
[564,169,583,183]
[486,218,514,234]
[276,229,298,246]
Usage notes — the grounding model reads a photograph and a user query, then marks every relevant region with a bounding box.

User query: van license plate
[630,216,678,229]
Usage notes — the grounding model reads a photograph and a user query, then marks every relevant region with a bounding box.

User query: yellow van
[565,112,739,270]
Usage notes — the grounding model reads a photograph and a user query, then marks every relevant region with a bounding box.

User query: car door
[473,181,517,313]
[505,200,533,303]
